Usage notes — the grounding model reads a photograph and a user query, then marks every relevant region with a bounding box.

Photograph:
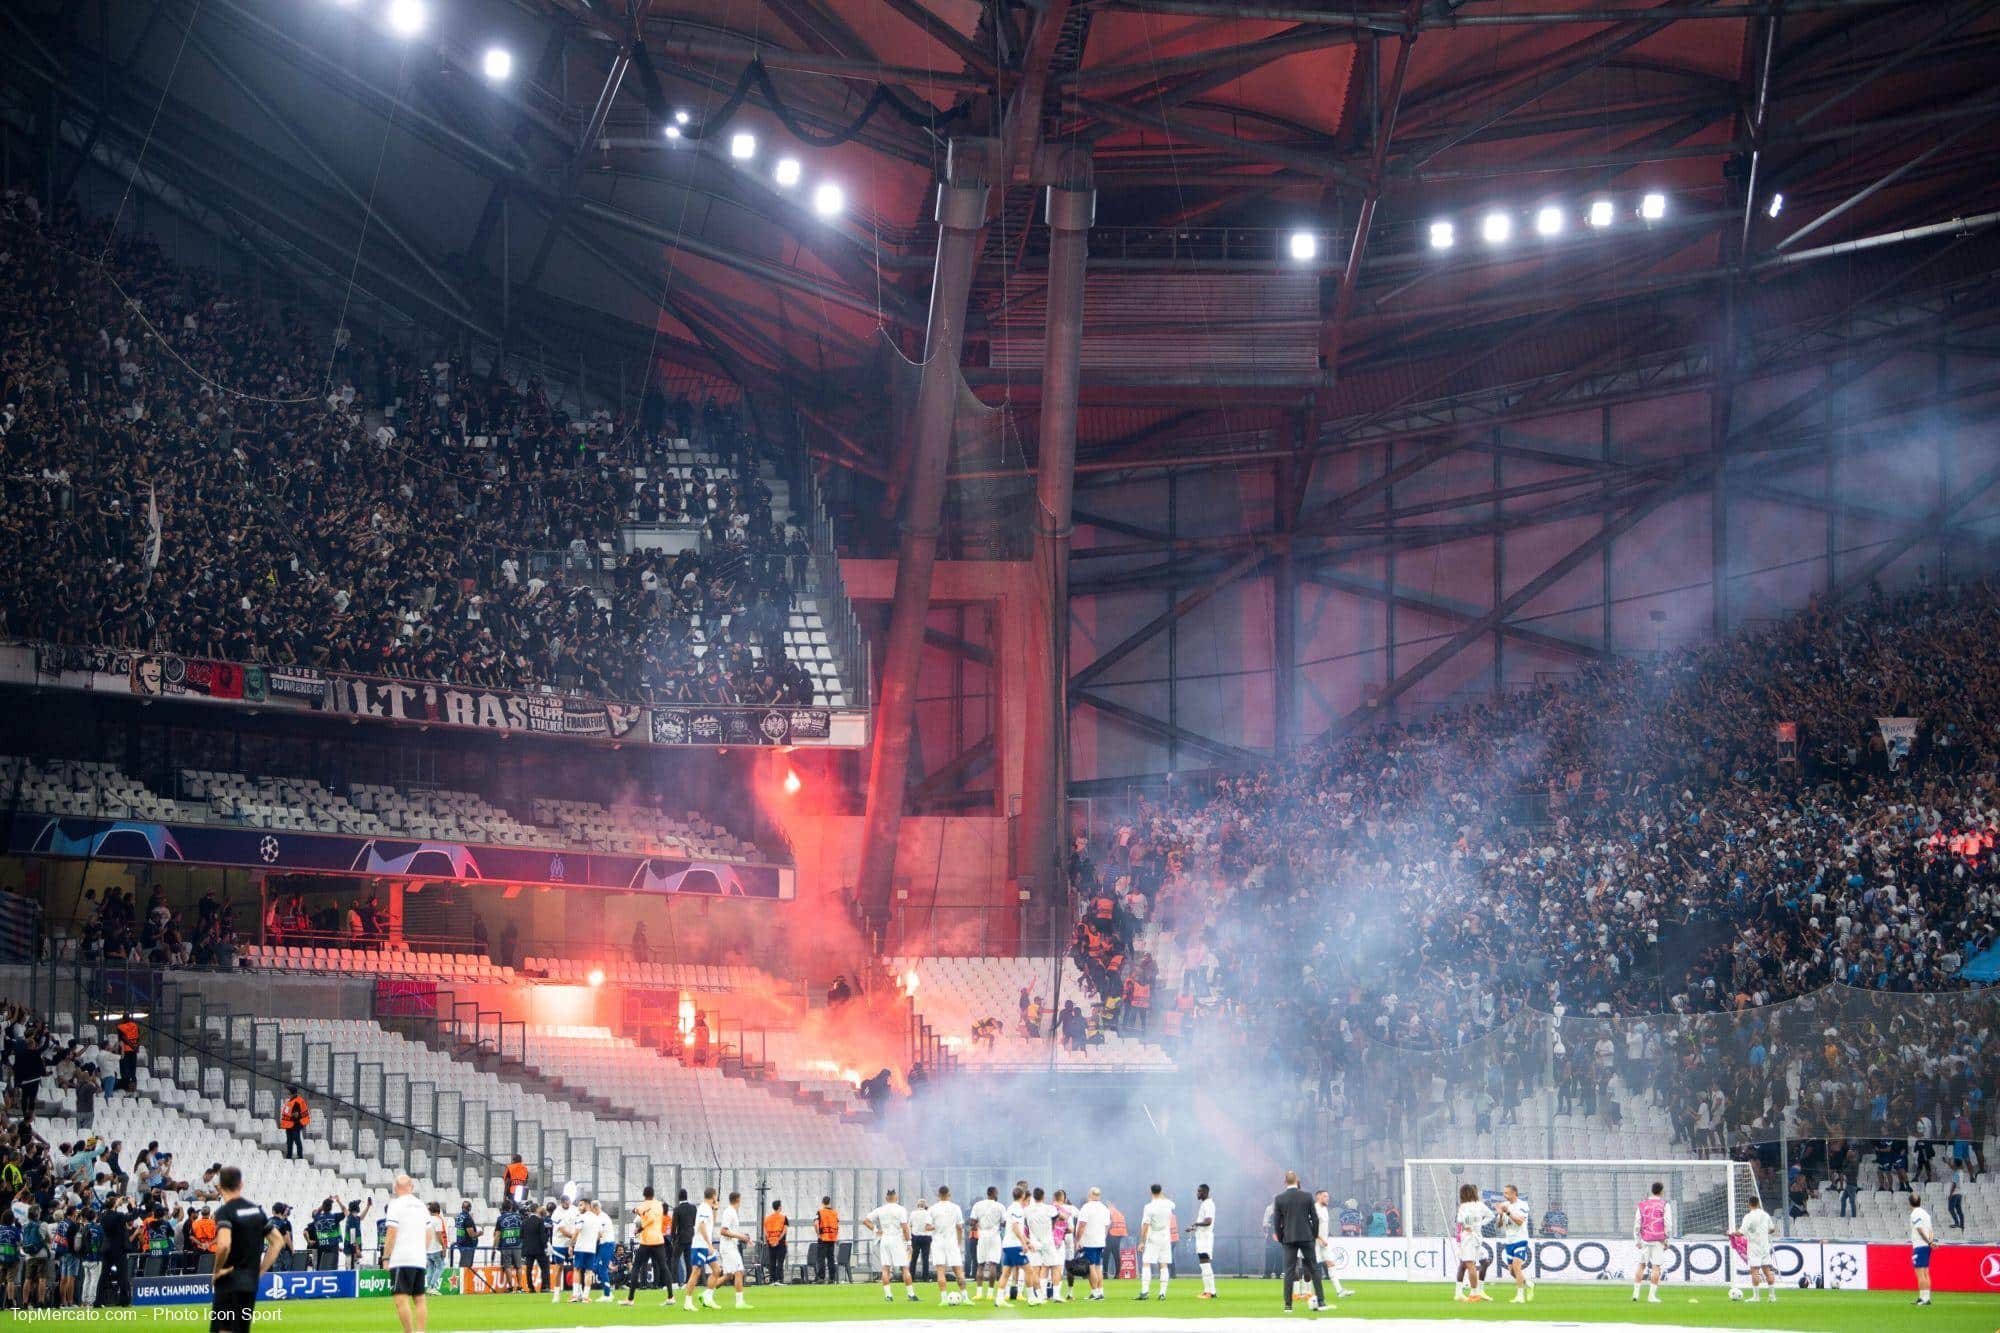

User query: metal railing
[155,979,524,1203]
[796,461,872,707]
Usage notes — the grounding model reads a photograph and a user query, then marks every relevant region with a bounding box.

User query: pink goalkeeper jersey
[1635,1197,1668,1243]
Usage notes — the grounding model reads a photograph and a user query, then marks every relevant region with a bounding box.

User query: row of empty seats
[528,799,762,861]
[348,782,558,848]
[523,955,780,991]
[245,944,516,983]
[10,753,775,863]
[3,756,206,823]
[38,1012,461,1210]
[178,768,375,833]
[519,1025,898,1164]
[888,955,1178,1071]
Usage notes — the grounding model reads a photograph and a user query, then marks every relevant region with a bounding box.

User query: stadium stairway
[884,955,1178,1071]
[516,1025,903,1165]
[39,1013,455,1209]
[602,991,869,1122]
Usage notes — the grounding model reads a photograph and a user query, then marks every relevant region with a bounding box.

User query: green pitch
[3,1281,1992,1331]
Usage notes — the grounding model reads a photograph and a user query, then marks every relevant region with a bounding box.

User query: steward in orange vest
[280,1085,311,1159]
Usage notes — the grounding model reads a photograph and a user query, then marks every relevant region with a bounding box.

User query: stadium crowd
[1076,581,2000,1166]
[0,192,819,707]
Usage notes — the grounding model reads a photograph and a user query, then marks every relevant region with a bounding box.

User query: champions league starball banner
[7,813,794,898]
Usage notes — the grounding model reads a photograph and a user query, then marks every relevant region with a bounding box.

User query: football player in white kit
[969,1186,1006,1301]
[1312,1189,1354,1299]
[570,1199,604,1304]
[862,1188,917,1303]
[1136,1184,1175,1301]
[1192,1184,1217,1298]
[1496,1184,1534,1303]
[549,1197,581,1304]
[1075,1188,1112,1301]
[999,1186,1030,1307]
[928,1186,968,1304]
[710,1191,752,1309]
[1735,1194,1775,1302]
[1020,1187,1059,1305]
[1908,1193,1934,1308]
[682,1188,721,1311]
[1453,1183,1495,1302]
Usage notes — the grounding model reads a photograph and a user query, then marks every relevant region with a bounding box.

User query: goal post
[1402,1158,1754,1259]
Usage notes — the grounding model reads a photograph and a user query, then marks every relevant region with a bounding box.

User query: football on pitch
[1729,1286,1744,1301]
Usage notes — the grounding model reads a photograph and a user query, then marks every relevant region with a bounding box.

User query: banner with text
[1,642,865,749]
[1393,1238,1866,1289]
[1877,716,1920,770]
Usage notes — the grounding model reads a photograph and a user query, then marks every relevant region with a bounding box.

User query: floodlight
[1640,191,1668,221]
[1767,192,1784,218]
[674,109,691,125]
[481,47,512,81]
[383,0,426,37]
[1586,199,1615,229]
[1481,211,1512,244]
[812,182,845,218]
[1288,231,1319,262]
[1428,220,1455,250]
[1534,205,1564,237]
[729,132,756,160]
[664,124,682,140]
[774,157,802,188]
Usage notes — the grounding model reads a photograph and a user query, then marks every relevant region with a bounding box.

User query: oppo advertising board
[1322,1238,1868,1289]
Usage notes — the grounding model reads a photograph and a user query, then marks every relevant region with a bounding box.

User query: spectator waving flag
[144,483,161,572]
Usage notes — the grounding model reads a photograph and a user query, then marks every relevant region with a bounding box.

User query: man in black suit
[670,1189,698,1288]
[1272,1171,1324,1312]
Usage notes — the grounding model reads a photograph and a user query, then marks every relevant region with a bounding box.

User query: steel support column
[855,144,992,918]
[1019,170,1094,911]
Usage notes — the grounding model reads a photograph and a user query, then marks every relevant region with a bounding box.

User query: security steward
[279,1086,310,1160]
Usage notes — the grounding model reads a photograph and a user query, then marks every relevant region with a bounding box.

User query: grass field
[4,1280,1992,1331]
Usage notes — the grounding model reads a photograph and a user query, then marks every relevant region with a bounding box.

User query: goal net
[1403,1158,1755,1245]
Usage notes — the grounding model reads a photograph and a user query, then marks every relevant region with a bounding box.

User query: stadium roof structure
[5,0,1997,482]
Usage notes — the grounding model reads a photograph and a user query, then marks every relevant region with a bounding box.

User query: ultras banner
[2,642,865,749]
[321,675,649,739]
